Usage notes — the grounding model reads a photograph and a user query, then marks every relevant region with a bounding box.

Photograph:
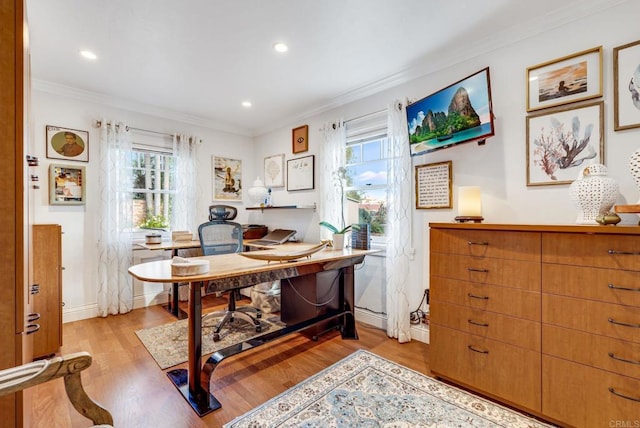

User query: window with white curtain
[127,143,177,236]
[345,110,389,248]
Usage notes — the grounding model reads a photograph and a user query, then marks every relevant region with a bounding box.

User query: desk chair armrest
[0,351,113,426]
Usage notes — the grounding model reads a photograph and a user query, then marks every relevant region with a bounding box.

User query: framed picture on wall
[212,156,242,201]
[49,164,86,205]
[292,125,309,154]
[415,161,452,209]
[46,125,89,162]
[264,153,285,187]
[287,155,314,191]
[526,101,604,186]
[526,46,602,112]
[614,39,640,131]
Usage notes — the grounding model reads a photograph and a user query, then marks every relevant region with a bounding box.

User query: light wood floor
[29,297,430,427]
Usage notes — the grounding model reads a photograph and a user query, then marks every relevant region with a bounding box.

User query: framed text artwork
[49,164,86,205]
[614,39,640,131]
[46,125,89,162]
[212,156,242,201]
[526,46,602,112]
[264,153,285,188]
[287,155,314,191]
[415,161,452,209]
[292,125,309,154]
[526,101,604,186]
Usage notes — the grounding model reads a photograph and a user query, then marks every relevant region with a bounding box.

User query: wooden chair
[0,352,113,427]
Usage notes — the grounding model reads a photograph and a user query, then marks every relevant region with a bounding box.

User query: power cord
[409,289,429,325]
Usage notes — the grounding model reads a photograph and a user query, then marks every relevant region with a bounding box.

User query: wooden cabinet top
[429,222,640,235]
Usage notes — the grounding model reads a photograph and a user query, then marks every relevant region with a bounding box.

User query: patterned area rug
[135,314,284,369]
[224,350,554,428]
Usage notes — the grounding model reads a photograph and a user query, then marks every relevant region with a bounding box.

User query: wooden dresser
[430,223,640,427]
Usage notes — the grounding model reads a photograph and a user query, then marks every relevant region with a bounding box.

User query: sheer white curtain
[172,134,198,233]
[320,120,346,238]
[97,121,134,316]
[386,101,413,342]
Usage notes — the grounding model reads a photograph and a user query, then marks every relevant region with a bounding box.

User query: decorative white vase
[568,164,619,224]
[628,148,640,202]
[247,177,268,206]
[332,233,345,250]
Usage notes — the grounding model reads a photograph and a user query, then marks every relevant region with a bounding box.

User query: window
[344,111,389,246]
[129,147,176,233]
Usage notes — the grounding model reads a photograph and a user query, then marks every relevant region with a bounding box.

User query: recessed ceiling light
[242,101,252,108]
[80,50,97,60]
[273,42,288,53]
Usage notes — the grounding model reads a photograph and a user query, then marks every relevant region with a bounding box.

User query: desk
[137,239,201,319]
[128,244,372,416]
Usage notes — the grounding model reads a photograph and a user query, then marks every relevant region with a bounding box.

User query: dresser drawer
[542,232,640,271]
[431,253,541,291]
[430,229,540,261]
[543,324,640,380]
[543,294,640,344]
[431,277,540,320]
[432,300,541,350]
[543,355,640,428]
[542,263,640,308]
[431,325,541,412]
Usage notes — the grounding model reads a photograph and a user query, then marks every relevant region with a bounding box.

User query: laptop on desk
[249,229,297,246]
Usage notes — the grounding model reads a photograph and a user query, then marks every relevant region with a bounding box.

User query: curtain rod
[94,120,174,138]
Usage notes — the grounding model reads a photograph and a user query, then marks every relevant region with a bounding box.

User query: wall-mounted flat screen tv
[407,67,495,157]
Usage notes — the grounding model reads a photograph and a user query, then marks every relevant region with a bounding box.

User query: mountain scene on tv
[409,87,480,144]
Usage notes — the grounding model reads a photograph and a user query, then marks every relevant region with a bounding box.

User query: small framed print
[614,39,640,131]
[46,125,89,162]
[415,161,452,209]
[49,164,86,205]
[292,125,309,154]
[526,101,604,186]
[264,153,285,188]
[287,155,314,191]
[212,156,242,201]
[526,46,602,112]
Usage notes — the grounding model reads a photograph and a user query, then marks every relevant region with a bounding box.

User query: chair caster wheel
[256,312,262,319]
[255,325,262,333]
[213,333,220,342]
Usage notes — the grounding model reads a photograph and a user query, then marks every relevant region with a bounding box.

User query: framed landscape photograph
[526,46,602,112]
[264,153,285,187]
[46,125,89,162]
[292,125,309,154]
[614,39,640,131]
[287,155,314,191]
[212,156,242,201]
[415,161,452,209]
[526,101,604,186]
[49,164,86,205]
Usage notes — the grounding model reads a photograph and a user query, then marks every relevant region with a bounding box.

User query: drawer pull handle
[608,352,640,365]
[467,345,489,354]
[608,387,640,402]
[608,249,640,256]
[468,293,489,300]
[25,324,40,335]
[608,283,640,292]
[467,241,489,246]
[608,318,640,328]
[468,319,489,327]
[467,267,489,273]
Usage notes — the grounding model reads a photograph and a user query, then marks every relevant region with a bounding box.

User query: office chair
[198,204,262,341]
[0,352,113,427]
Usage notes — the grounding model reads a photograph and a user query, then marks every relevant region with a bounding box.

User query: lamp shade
[458,186,482,217]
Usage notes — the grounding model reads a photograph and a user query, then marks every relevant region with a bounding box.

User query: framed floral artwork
[526,46,602,112]
[526,101,604,186]
[46,125,89,162]
[212,156,242,201]
[264,153,285,188]
[614,39,640,131]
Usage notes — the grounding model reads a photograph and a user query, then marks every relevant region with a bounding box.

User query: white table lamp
[455,186,483,223]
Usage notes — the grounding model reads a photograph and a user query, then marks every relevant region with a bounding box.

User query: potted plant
[319,221,359,250]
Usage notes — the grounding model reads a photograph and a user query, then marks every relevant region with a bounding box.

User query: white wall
[30,2,640,324]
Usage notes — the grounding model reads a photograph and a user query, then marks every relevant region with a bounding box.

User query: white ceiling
[26,0,619,136]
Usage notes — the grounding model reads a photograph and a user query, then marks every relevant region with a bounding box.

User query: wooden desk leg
[166,280,220,416]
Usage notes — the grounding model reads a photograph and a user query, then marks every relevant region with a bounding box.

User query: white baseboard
[355,309,430,344]
[410,323,430,344]
[63,291,169,323]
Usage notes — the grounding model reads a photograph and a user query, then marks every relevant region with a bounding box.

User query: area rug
[224,349,554,427]
[135,314,284,369]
